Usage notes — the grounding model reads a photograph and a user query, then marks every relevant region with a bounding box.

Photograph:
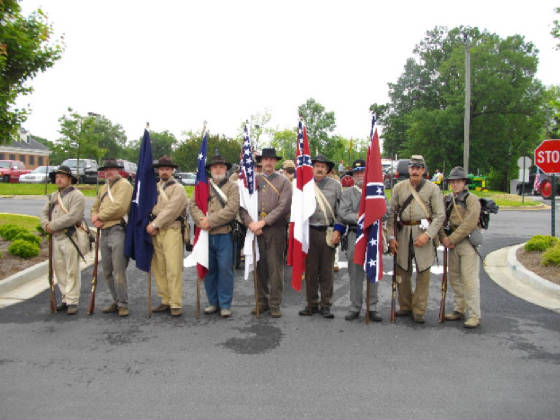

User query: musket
[48,233,56,313]
[252,237,260,319]
[438,246,448,323]
[195,276,201,320]
[87,228,100,314]
[390,212,398,323]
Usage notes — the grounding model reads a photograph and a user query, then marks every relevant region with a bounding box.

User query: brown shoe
[396,309,412,317]
[270,307,282,318]
[102,303,118,313]
[445,311,464,321]
[333,265,340,272]
[413,314,425,324]
[464,317,480,329]
[118,307,129,317]
[66,305,78,315]
[152,304,170,313]
[170,308,182,317]
[251,304,269,315]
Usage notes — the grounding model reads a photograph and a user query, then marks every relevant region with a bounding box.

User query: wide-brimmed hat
[351,159,366,172]
[153,155,178,168]
[257,148,282,162]
[98,158,124,171]
[282,159,295,169]
[311,154,334,173]
[205,154,232,171]
[55,165,77,183]
[447,166,469,181]
[408,155,426,168]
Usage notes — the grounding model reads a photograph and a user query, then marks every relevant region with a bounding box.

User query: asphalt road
[0,202,559,419]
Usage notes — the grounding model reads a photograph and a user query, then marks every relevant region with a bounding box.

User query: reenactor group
[40,152,482,329]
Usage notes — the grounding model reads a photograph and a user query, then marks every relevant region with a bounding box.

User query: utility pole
[463,32,471,174]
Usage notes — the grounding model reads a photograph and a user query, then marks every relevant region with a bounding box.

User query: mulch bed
[516,247,560,286]
[0,239,49,281]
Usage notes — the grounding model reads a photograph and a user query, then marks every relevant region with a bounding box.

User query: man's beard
[212,174,226,182]
[160,174,169,181]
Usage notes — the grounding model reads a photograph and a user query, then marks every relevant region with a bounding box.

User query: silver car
[175,172,196,186]
[18,166,58,184]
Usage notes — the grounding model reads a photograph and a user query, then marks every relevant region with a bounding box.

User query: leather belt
[310,225,329,231]
[400,218,431,226]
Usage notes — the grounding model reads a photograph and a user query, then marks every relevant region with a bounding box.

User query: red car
[0,160,31,183]
[98,159,137,183]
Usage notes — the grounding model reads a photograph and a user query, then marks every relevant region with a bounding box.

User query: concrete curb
[0,259,49,295]
[485,243,560,313]
[0,195,96,200]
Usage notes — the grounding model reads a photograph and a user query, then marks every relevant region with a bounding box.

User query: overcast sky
[16,0,560,148]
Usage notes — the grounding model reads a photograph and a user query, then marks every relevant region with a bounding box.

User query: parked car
[0,160,31,183]
[386,159,430,187]
[175,172,196,186]
[59,158,98,184]
[19,166,58,184]
[98,159,137,183]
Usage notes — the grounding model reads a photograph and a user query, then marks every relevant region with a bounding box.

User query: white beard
[212,174,226,182]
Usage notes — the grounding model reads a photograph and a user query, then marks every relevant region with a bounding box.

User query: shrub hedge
[525,235,558,252]
[8,239,40,258]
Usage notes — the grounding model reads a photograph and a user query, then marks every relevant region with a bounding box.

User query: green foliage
[51,110,127,164]
[0,224,28,241]
[542,244,560,266]
[237,110,273,151]
[0,1,64,143]
[298,98,336,156]
[36,224,46,237]
[0,250,3,258]
[8,239,39,258]
[14,231,41,246]
[150,130,178,160]
[552,7,560,50]
[372,26,545,191]
[525,235,559,252]
[270,129,297,161]
[173,131,241,172]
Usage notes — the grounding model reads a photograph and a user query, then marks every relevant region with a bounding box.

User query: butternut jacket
[90,176,133,229]
[190,178,240,235]
[240,172,292,227]
[439,190,481,245]
[386,179,444,272]
[152,179,188,230]
[40,186,86,241]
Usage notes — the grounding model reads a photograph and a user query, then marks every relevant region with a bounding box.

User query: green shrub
[14,232,42,246]
[0,224,28,241]
[35,224,46,237]
[8,239,40,258]
[525,235,558,252]
[542,244,560,266]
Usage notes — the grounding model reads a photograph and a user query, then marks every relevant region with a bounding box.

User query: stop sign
[534,139,560,174]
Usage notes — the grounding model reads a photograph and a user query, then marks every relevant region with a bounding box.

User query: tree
[173,131,241,172]
[542,85,560,139]
[0,1,63,143]
[237,110,273,151]
[53,109,127,165]
[270,129,297,161]
[552,7,560,50]
[372,26,545,190]
[297,98,336,156]
[149,130,177,160]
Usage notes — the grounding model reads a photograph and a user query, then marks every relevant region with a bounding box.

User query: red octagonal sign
[534,139,560,174]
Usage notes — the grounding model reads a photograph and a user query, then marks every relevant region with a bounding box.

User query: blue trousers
[204,232,234,309]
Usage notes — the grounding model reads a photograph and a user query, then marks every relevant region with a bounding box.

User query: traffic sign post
[534,139,560,236]
[517,156,531,204]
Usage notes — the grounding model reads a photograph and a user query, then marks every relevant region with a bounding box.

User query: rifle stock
[48,234,56,313]
[390,212,398,323]
[87,228,100,314]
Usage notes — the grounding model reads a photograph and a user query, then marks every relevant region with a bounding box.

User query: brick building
[0,129,51,169]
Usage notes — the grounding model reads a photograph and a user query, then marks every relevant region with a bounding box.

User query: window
[29,155,35,165]
[0,153,4,159]
[9,154,15,160]
[38,157,44,165]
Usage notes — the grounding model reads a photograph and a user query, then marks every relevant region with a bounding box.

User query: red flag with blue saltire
[287,120,316,291]
[184,129,209,278]
[353,115,387,282]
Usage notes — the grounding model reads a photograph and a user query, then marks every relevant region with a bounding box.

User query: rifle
[438,246,448,323]
[48,233,56,313]
[87,228,100,314]
[390,212,398,323]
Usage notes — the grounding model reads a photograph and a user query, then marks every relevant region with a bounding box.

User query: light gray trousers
[346,230,378,312]
[100,225,129,307]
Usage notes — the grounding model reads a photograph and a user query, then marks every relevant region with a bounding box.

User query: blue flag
[124,129,158,272]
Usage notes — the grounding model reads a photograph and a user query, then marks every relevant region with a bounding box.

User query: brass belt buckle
[259,211,267,219]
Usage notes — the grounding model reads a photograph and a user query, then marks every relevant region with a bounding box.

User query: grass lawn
[0,213,41,232]
[0,183,99,197]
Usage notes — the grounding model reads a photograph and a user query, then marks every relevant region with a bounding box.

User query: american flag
[287,120,316,291]
[184,129,209,278]
[237,122,259,280]
[353,115,387,282]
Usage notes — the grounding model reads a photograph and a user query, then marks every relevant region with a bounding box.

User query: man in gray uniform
[298,154,345,319]
[386,155,445,323]
[240,148,292,318]
[339,159,382,322]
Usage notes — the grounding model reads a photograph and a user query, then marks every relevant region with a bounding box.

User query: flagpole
[252,237,260,319]
[148,270,152,318]
[365,280,370,325]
